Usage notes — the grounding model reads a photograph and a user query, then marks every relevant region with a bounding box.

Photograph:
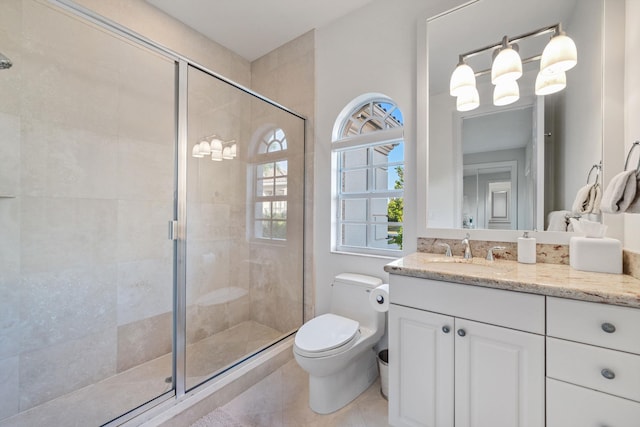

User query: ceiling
[146,0,376,61]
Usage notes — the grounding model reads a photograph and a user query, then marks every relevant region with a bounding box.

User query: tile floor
[0,321,283,427]
[191,358,389,427]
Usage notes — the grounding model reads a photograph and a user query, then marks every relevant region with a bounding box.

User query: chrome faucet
[461,233,472,259]
[436,242,452,257]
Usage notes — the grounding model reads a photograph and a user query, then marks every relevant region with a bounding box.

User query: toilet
[293,273,386,414]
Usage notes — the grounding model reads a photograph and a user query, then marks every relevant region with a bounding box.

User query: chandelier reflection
[192,136,237,161]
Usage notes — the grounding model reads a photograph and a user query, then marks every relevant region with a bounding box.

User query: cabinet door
[389,304,454,427]
[454,319,545,427]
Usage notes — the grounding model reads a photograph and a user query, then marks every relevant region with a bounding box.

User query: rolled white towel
[571,184,593,214]
[600,170,638,213]
[625,173,640,213]
[546,210,571,231]
[591,184,602,214]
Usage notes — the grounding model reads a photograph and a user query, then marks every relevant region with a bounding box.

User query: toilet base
[308,347,379,414]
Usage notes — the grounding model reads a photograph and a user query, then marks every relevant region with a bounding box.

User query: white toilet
[293,273,386,414]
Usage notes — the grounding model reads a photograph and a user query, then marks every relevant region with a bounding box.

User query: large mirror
[427,0,604,232]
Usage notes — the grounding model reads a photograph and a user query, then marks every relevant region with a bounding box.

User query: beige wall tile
[0,356,19,420]
[19,327,117,410]
[117,312,171,372]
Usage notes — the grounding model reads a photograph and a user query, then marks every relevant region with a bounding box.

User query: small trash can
[377,349,389,400]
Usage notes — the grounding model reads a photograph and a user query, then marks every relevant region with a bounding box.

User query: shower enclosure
[0,1,305,425]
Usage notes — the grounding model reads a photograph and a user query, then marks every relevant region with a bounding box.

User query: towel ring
[586,162,601,185]
[624,141,640,172]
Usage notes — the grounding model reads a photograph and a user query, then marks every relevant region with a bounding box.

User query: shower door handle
[168,220,178,240]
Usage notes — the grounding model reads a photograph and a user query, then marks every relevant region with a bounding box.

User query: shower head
[0,52,13,70]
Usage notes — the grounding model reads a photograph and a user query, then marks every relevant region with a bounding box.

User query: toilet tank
[330,273,384,331]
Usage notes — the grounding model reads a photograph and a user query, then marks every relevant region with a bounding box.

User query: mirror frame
[416,0,626,245]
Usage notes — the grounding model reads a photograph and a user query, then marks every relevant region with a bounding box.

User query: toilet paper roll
[369,284,389,313]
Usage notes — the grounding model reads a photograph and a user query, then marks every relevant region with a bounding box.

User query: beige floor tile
[200,358,389,427]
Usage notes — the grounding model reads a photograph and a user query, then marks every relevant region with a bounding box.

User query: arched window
[254,128,288,241]
[332,96,404,255]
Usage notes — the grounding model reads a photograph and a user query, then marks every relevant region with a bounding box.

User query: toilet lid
[295,313,359,353]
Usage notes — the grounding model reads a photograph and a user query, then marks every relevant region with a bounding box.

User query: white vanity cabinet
[546,297,640,427]
[388,275,546,427]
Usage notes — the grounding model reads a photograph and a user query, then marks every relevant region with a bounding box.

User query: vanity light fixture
[192,135,238,161]
[449,23,577,111]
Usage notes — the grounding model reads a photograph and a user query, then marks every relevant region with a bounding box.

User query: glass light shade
[230,143,237,158]
[456,87,480,112]
[540,33,577,75]
[192,144,204,158]
[493,80,520,106]
[222,146,233,160]
[449,63,476,97]
[211,150,223,161]
[491,47,522,85]
[535,70,566,95]
[198,140,211,155]
[210,138,223,153]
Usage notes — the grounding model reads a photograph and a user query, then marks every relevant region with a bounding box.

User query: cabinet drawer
[547,297,640,354]
[390,275,544,334]
[547,337,640,402]
[547,378,640,427]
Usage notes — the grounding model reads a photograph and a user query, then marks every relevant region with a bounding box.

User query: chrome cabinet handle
[457,329,466,337]
[601,323,616,333]
[442,326,450,334]
[601,369,616,380]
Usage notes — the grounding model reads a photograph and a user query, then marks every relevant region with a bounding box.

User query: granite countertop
[384,252,640,309]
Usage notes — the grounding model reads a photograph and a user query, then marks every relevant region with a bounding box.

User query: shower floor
[0,321,283,427]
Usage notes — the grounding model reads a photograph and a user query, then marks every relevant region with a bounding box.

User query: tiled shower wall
[251,31,316,324]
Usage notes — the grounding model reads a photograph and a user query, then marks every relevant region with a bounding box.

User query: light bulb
[450,62,476,97]
[540,32,577,75]
[535,71,566,95]
[198,140,211,155]
[192,144,204,158]
[222,146,233,160]
[456,87,480,112]
[493,80,520,106]
[491,45,522,85]
[210,138,223,153]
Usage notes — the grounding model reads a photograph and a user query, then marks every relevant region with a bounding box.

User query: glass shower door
[184,65,304,390]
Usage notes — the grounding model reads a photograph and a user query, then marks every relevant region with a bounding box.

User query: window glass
[254,129,288,241]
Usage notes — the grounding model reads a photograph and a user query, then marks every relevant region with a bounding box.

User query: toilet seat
[294,313,360,358]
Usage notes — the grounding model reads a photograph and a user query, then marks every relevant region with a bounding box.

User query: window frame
[252,128,288,243]
[332,125,404,257]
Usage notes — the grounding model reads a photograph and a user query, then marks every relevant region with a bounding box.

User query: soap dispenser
[517,231,536,264]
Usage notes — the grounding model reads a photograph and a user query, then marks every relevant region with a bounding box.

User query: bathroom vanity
[385,253,640,427]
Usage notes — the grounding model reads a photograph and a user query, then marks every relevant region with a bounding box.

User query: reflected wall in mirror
[427,0,604,232]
